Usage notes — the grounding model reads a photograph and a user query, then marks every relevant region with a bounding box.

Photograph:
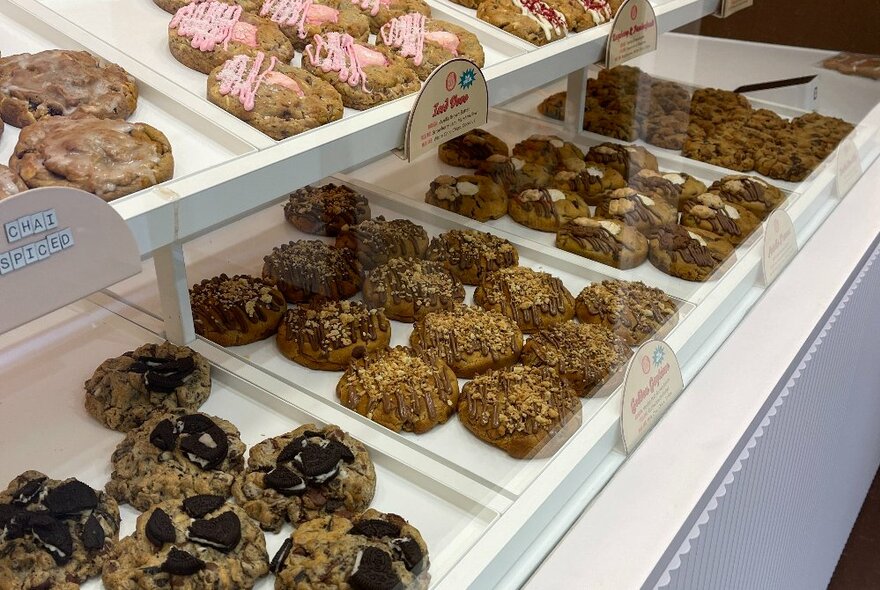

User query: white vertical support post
[153,243,196,345]
[565,67,589,135]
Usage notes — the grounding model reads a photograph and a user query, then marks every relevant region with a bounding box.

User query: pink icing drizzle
[261,0,335,39]
[306,4,340,25]
[579,0,612,21]
[380,14,426,66]
[265,71,305,96]
[425,31,460,55]
[217,52,278,111]
[170,1,243,52]
[305,32,384,91]
[350,0,391,17]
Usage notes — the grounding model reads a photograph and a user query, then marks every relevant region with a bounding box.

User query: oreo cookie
[11,476,46,505]
[145,508,176,547]
[349,519,401,539]
[43,480,98,516]
[175,413,217,434]
[82,513,106,550]
[182,494,225,519]
[30,513,73,565]
[391,537,425,573]
[179,424,229,470]
[349,547,401,590]
[149,419,177,451]
[187,511,241,552]
[143,356,197,393]
[276,430,325,463]
[0,504,30,541]
[264,467,306,496]
[161,547,205,576]
[270,538,292,574]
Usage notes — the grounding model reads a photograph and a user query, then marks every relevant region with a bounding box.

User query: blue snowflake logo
[652,345,665,367]
[459,69,476,90]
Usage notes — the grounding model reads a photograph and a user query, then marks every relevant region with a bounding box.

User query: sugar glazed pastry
[0,165,27,199]
[378,14,485,80]
[347,0,432,33]
[438,129,509,168]
[644,223,735,282]
[575,279,679,345]
[336,346,459,433]
[208,52,344,140]
[0,471,120,589]
[84,341,212,432]
[9,115,174,201]
[168,1,294,74]
[477,0,568,46]
[102,496,268,589]
[232,424,376,531]
[410,305,523,378]
[679,193,760,246]
[474,266,575,333]
[594,187,678,233]
[190,274,287,346]
[508,188,591,232]
[302,32,421,109]
[459,365,582,458]
[555,217,648,270]
[271,509,430,589]
[362,258,465,322]
[425,174,508,221]
[335,216,429,270]
[0,50,138,128]
[276,300,391,370]
[261,240,362,303]
[106,411,247,511]
[425,229,519,285]
[284,183,371,236]
[259,0,371,51]
[708,175,785,220]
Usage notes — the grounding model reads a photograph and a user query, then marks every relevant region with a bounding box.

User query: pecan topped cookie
[262,240,362,303]
[474,266,575,333]
[555,217,648,270]
[575,279,678,345]
[335,216,429,270]
[708,175,784,219]
[680,193,759,245]
[362,258,465,322]
[438,129,508,169]
[284,183,371,236]
[426,229,519,285]
[190,274,287,346]
[644,224,734,282]
[594,187,678,233]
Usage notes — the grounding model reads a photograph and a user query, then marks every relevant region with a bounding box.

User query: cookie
[302,33,420,110]
[584,142,658,180]
[348,0,432,33]
[335,216,429,270]
[84,342,212,432]
[0,165,27,199]
[410,305,523,378]
[168,2,294,74]
[477,0,568,46]
[437,129,509,168]
[476,154,552,197]
[378,15,485,80]
[0,50,137,128]
[190,274,287,346]
[276,300,392,370]
[707,174,784,220]
[337,346,459,433]
[555,217,648,270]
[154,0,262,14]
[508,187,591,232]
[459,365,582,458]
[262,240,362,303]
[583,102,639,141]
[284,183,371,236]
[644,223,735,282]
[425,174,508,221]
[207,52,343,140]
[102,496,268,590]
[271,509,430,589]
[520,322,632,396]
[549,162,626,205]
[106,411,247,511]
[260,0,371,51]
[642,110,689,150]
[594,187,678,233]
[575,279,678,345]
[474,266,575,333]
[425,228,519,285]
[9,115,173,201]
[362,257,465,322]
[627,168,683,205]
[537,91,566,121]
[546,0,619,32]
[680,192,759,246]
[232,424,376,531]
[681,122,758,172]
[659,171,706,202]
[512,134,585,171]
[0,471,120,589]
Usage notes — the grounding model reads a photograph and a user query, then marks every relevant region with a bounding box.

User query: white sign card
[0,187,141,333]
[404,59,488,162]
[762,209,798,285]
[620,340,684,453]
[836,137,862,199]
[606,0,658,69]
[716,0,753,18]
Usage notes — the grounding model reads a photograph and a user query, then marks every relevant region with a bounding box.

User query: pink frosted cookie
[207,51,343,139]
[302,32,420,109]
[168,1,294,74]
[259,0,370,51]
[347,0,430,33]
[154,0,263,15]
[377,14,484,80]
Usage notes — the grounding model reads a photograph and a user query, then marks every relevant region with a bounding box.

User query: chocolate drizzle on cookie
[576,279,679,344]
[148,414,230,470]
[366,258,465,318]
[190,274,286,335]
[336,217,429,270]
[262,240,362,303]
[476,267,573,329]
[629,169,680,202]
[284,184,371,236]
[650,225,718,268]
[426,229,519,284]
[412,305,521,368]
[280,301,387,353]
[559,220,625,255]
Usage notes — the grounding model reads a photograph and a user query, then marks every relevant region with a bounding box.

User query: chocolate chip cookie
[348,0,432,33]
[594,187,678,233]
[707,174,785,220]
[438,129,509,169]
[378,15,485,80]
[575,279,679,345]
[190,274,287,346]
[555,217,648,270]
[284,183,371,237]
[425,174,508,221]
[362,258,465,322]
[260,0,371,51]
[336,216,429,271]
[474,266,575,333]
[644,223,735,282]
[477,0,568,46]
[262,240,362,303]
[425,229,519,286]
[508,188,591,232]
[232,424,376,532]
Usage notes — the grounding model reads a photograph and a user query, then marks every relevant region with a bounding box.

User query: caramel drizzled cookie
[459,365,582,459]
[550,162,626,205]
[262,240,362,304]
[276,301,391,370]
[708,175,785,220]
[106,411,246,511]
[271,509,430,589]
[425,174,507,221]
[584,142,659,180]
[594,187,678,233]
[521,322,632,396]
[512,134,585,171]
[84,342,212,432]
[659,171,706,202]
[644,223,735,282]
[476,154,551,198]
[509,187,591,232]
[0,164,27,199]
[0,471,120,589]
[0,50,137,128]
[426,229,519,285]
[477,0,568,46]
[474,266,575,333]
[555,217,648,270]
[102,496,268,590]
[232,424,376,532]
[335,216,429,271]
[411,305,523,378]
[336,346,459,433]
[438,129,508,168]
[190,274,286,346]
[378,15,485,80]
[284,183,371,236]
[575,279,678,345]
[362,258,465,322]
[680,193,759,246]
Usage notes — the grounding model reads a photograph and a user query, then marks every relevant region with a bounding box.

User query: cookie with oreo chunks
[272,509,430,589]
[84,341,212,432]
[0,470,120,589]
[232,424,376,532]
[102,496,268,589]
[106,410,246,511]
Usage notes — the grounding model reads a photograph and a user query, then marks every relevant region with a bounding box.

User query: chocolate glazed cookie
[474,266,575,333]
[284,183,371,237]
[190,274,287,346]
[644,223,735,282]
[575,279,679,345]
[262,240,362,303]
[362,258,465,322]
[335,216,429,271]
[425,229,519,286]
[438,129,508,168]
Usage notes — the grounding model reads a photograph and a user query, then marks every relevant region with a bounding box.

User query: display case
[1,0,879,587]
